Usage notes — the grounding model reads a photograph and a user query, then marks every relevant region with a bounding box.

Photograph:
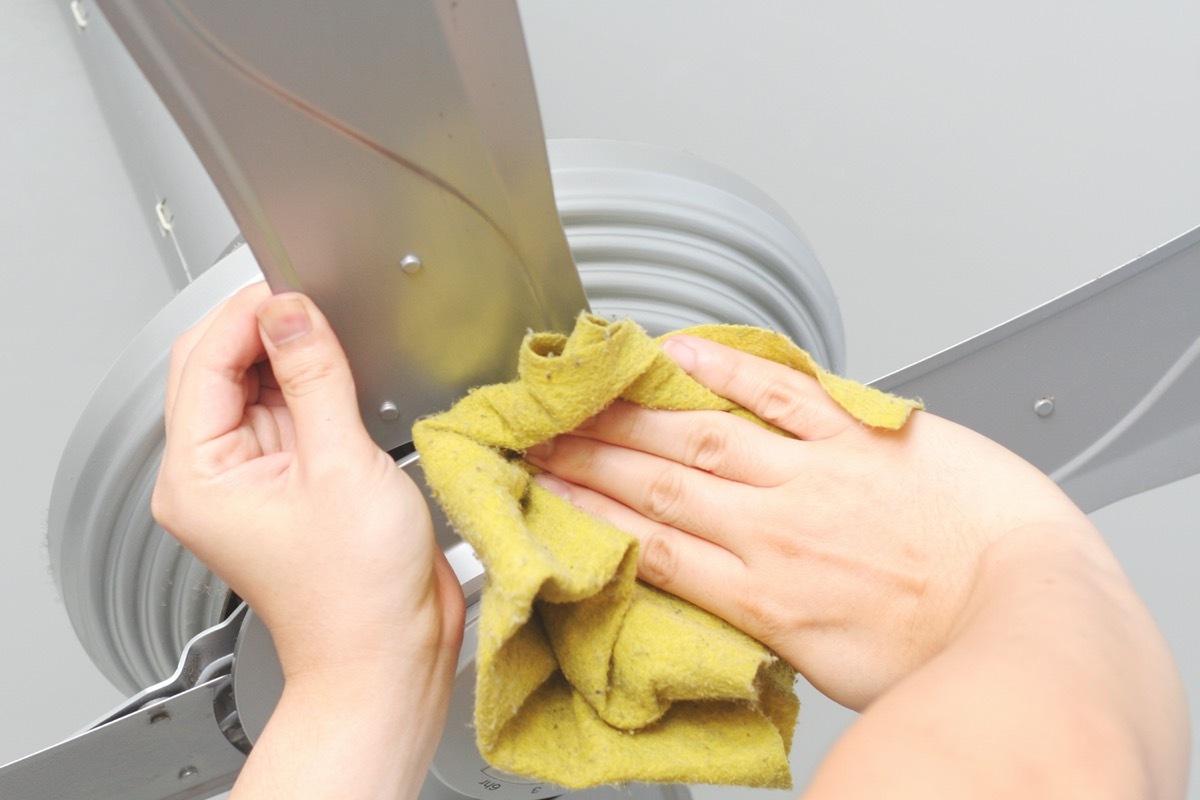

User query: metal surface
[875,224,1200,512]
[66,0,236,288]
[227,611,281,748]
[97,0,589,454]
[549,139,845,370]
[85,604,248,737]
[0,607,250,800]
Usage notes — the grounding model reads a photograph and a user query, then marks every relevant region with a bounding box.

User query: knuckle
[586,401,643,445]
[168,335,189,365]
[643,467,688,524]
[737,587,793,643]
[637,531,681,589]
[167,334,197,377]
[684,424,729,473]
[278,352,339,398]
[547,435,598,477]
[755,380,812,430]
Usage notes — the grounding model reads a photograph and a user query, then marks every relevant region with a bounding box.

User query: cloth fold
[412,314,922,789]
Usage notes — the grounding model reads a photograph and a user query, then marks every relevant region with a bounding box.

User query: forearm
[804,522,1190,799]
[230,656,455,800]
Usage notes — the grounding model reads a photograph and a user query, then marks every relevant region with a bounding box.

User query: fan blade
[0,607,249,800]
[873,225,1200,513]
[97,0,587,454]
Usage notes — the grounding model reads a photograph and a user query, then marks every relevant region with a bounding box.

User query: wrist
[281,659,455,745]
[235,650,459,800]
[947,516,1114,643]
[811,518,1188,800]
[266,571,466,685]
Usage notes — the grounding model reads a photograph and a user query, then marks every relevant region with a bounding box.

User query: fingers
[569,402,795,487]
[526,433,761,555]
[533,473,748,618]
[662,335,854,441]
[165,283,273,448]
[255,293,374,463]
[164,282,269,429]
[165,286,371,467]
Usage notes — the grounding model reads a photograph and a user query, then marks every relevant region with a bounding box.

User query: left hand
[152,282,464,682]
[153,283,464,798]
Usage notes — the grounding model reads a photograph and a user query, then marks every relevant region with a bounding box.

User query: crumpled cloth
[411,314,922,789]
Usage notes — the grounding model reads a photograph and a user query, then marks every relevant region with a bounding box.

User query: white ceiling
[2,1,1197,797]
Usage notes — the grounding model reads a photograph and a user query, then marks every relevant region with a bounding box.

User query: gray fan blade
[0,607,249,800]
[873,224,1200,513]
[97,0,587,454]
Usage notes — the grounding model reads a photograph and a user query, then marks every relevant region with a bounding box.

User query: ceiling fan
[2,2,1196,798]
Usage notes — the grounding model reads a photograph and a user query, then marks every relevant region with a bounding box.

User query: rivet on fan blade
[379,401,401,421]
[1034,397,1055,417]
[399,254,423,274]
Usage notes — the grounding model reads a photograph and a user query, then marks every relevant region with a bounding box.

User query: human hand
[525,334,1096,710]
[152,282,464,684]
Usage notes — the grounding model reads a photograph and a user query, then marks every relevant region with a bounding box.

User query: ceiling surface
[2,1,1197,797]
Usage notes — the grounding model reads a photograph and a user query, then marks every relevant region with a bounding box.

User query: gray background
[2,0,1197,796]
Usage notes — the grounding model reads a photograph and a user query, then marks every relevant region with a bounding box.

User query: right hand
[525,334,1098,710]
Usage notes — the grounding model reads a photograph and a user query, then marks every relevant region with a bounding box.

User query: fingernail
[533,473,572,501]
[258,296,312,345]
[662,337,698,372]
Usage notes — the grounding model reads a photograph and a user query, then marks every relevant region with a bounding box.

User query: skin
[155,288,1188,798]
[525,334,1190,799]
[153,284,464,799]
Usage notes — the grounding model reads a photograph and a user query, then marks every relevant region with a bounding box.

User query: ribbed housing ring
[49,250,260,693]
[550,139,845,371]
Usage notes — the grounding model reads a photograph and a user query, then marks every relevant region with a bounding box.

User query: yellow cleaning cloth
[412,314,922,789]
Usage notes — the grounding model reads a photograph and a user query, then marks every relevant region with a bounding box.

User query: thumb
[257,292,373,459]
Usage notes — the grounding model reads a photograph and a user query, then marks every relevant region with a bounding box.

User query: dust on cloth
[411,314,922,789]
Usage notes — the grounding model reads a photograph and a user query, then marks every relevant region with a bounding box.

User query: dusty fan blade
[98,0,587,453]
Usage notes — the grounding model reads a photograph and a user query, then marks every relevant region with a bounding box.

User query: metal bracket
[0,605,250,800]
